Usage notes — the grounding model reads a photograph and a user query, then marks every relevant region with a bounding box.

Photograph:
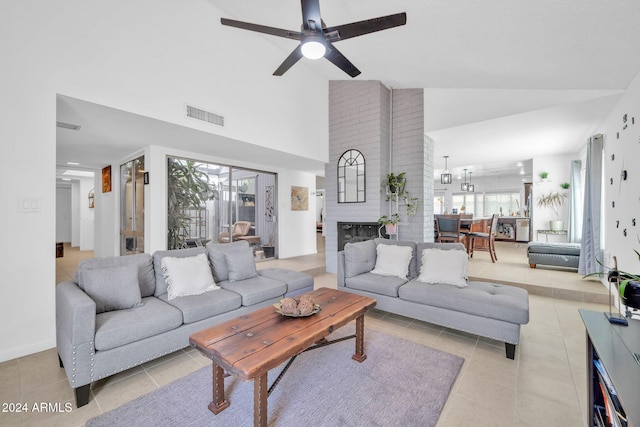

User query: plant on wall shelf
[378,213,401,226]
[378,213,401,234]
[539,171,549,180]
[382,171,420,218]
[383,172,406,196]
[560,182,570,190]
[167,158,217,249]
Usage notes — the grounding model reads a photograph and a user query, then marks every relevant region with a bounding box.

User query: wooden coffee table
[189,287,377,427]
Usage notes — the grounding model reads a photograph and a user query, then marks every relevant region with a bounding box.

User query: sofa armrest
[56,281,96,345]
[337,251,346,287]
[56,281,97,390]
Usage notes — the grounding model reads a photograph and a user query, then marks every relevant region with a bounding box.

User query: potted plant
[539,171,549,181]
[378,213,401,234]
[536,191,567,231]
[560,182,570,190]
[167,158,217,249]
[382,171,420,218]
[383,172,406,197]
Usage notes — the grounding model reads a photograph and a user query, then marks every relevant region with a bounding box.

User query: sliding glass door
[167,156,277,259]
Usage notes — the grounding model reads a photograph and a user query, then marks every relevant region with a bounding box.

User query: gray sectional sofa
[338,239,529,359]
[56,240,313,408]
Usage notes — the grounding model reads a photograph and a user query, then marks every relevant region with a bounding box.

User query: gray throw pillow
[207,240,250,282]
[344,239,376,278]
[225,247,258,282]
[82,265,144,313]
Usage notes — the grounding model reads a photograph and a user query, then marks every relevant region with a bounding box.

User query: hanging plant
[381,171,420,218]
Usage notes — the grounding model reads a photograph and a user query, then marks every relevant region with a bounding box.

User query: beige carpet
[87,326,463,427]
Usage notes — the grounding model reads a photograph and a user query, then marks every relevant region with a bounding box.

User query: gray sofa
[338,239,529,359]
[56,240,313,408]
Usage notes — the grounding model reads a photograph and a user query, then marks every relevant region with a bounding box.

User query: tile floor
[1,239,609,426]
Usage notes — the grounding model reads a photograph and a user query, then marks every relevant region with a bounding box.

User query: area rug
[87,326,464,427]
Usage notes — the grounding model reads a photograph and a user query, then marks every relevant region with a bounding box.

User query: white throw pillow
[370,244,413,280]
[161,253,220,300]
[417,248,468,287]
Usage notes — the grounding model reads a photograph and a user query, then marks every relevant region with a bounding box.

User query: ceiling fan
[220,0,407,77]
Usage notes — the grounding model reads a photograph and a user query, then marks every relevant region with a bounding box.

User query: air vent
[56,121,81,131]
[186,105,224,127]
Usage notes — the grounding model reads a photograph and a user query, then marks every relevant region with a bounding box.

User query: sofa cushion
[416,242,466,273]
[206,240,250,282]
[94,297,183,351]
[77,253,156,298]
[83,264,144,313]
[219,276,287,306]
[161,253,220,300]
[399,280,529,325]
[417,248,468,288]
[371,244,413,280]
[258,268,314,296]
[158,288,242,324]
[344,240,376,278]
[152,247,208,297]
[374,239,418,278]
[345,272,407,297]
[225,247,258,282]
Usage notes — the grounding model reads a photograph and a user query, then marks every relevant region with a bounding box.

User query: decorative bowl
[273,302,321,317]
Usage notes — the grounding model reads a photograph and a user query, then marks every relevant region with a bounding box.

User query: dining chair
[435,215,464,243]
[467,213,499,262]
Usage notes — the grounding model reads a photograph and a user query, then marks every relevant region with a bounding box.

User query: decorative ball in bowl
[274,295,320,317]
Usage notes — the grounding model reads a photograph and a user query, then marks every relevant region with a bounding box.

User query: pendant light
[461,169,468,191]
[467,171,475,192]
[440,156,452,184]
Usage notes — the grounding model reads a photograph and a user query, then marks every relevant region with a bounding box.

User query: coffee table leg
[208,362,230,414]
[352,314,367,362]
[254,372,268,427]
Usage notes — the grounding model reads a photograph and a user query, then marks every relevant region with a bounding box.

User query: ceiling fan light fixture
[301,37,326,59]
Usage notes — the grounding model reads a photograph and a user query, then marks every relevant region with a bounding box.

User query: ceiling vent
[186,105,224,127]
[56,121,81,131]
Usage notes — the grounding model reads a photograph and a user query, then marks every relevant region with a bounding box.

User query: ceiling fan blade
[273,45,304,76]
[324,43,361,78]
[221,18,301,40]
[301,0,322,31]
[323,12,407,42]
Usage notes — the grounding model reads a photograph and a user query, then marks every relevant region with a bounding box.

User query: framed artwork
[102,165,112,193]
[291,186,308,211]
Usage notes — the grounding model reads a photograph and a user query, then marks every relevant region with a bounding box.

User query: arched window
[337,149,365,203]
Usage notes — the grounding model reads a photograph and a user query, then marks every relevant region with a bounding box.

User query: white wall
[531,153,577,239]
[0,0,328,362]
[598,71,640,273]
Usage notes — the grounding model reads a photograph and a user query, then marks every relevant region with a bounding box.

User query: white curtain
[568,160,582,243]
[579,135,603,275]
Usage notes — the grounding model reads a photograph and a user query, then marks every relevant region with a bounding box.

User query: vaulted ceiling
[57,1,640,181]
[213,0,640,177]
